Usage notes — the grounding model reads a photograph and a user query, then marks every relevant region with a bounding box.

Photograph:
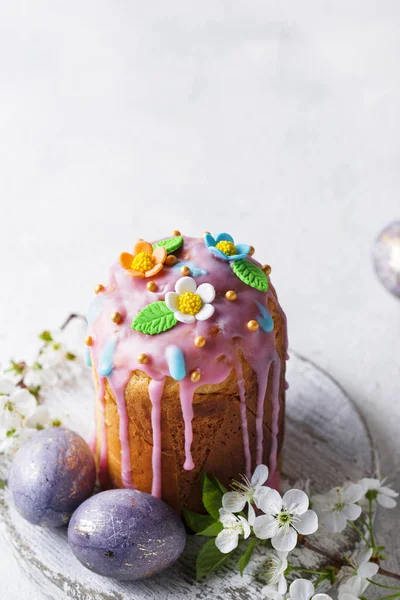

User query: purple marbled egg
[373,220,400,298]
[8,427,96,527]
[68,489,186,580]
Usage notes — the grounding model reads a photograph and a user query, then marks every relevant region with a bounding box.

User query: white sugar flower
[263,550,288,594]
[254,489,318,552]
[215,508,250,554]
[222,464,270,525]
[358,477,398,509]
[263,578,333,600]
[165,276,215,324]
[312,483,363,533]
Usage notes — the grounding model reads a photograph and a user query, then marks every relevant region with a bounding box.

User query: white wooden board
[0,319,378,599]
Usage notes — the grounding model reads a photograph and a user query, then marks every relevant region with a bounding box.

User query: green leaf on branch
[152,236,183,254]
[196,539,232,580]
[196,522,223,537]
[202,473,224,519]
[238,538,258,575]
[132,301,177,335]
[182,508,217,534]
[232,259,268,292]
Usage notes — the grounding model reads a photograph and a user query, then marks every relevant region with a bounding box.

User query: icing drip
[87,295,106,326]
[108,373,134,489]
[98,337,117,376]
[255,360,272,466]
[148,378,165,498]
[268,358,282,477]
[233,354,252,479]
[179,382,195,471]
[97,377,109,488]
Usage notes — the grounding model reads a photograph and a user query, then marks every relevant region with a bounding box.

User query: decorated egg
[373,220,400,298]
[8,427,96,527]
[68,489,186,580]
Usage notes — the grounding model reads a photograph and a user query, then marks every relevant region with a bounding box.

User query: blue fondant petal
[234,244,251,256]
[204,233,216,248]
[98,338,117,376]
[166,345,186,381]
[215,232,234,244]
[209,246,230,261]
[255,301,274,333]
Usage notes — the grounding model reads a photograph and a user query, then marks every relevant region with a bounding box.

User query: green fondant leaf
[232,259,268,292]
[132,301,177,335]
[152,236,183,254]
[183,508,217,534]
[238,538,258,575]
[196,539,232,580]
[202,473,224,520]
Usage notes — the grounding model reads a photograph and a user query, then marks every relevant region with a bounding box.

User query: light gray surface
[0,352,376,599]
[0,1,399,597]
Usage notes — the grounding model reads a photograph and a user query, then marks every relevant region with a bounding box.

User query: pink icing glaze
[96,377,109,488]
[148,377,165,497]
[108,369,135,489]
[232,352,252,479]
[88,234,288,493]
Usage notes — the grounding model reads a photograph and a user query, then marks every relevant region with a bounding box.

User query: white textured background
[0,1,399,597]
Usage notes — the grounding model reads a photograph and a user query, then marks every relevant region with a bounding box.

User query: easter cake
[86,232,288,512]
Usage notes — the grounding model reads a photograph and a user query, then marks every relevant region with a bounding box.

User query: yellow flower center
[215,241,237,256]
[178,292,203,315]
[131,252,155,273]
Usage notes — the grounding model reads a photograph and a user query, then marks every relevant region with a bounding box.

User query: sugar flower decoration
[358,477,398,509]
[120,240,167,278]
[312,483,363,533]
[222,463,271,525]
[204,232,250,262]
[165,276,215,324]
[215,508,250,554]
[253,488,318,552]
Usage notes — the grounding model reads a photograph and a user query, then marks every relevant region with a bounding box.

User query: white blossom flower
[0,376,17,395]
[254,489,318,552]
[338,547,379,600]
[358,477,398,509]
[263,578,333,600]
[215,508,250,554]
[222,464,271,525]
[165,276,215,324]
[312,483,363,533]
[263,550,288,594]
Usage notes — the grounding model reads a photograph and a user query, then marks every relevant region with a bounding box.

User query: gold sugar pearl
[111,311,123,324]
[249,246,255,256]
[147,281,158,292]
[247,320,259,331]
[225,290,237,302]
[262,264,272,275]
[190,370,201,383]
[194,336,206,348]
[94,284,105,294]
[166,255,178,266]
[137,353,149,364]
[84,335,93,346]
[173,230,181,236]
[180,265,191,276]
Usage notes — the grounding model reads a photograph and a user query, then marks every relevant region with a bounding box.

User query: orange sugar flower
[119,240,167,278]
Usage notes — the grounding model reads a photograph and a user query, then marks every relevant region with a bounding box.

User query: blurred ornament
[373,221,400,298]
